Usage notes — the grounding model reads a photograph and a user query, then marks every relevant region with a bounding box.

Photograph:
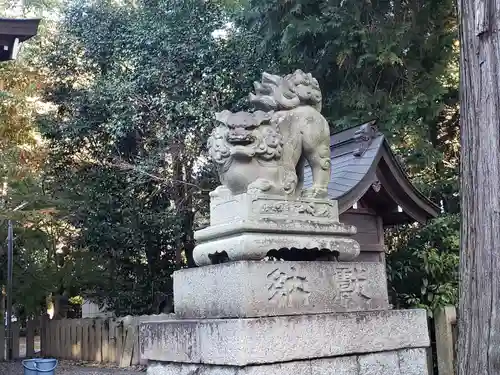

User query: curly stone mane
[249,69,322,112]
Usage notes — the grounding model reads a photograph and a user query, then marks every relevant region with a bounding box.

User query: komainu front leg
[247,178,275,195]
[209,185,233,198]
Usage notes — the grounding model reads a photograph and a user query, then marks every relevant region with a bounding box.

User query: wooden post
[41,318,46,357]
[86,319,92,361]
[457,0,500,373]
[44,318,50,357]
[435,306,457,375]
[131,319,140,366]
[57,320,62,359]
[116,319,124,365]
[120,319,136,367]
[61,320,66,359]
[26,319,35,358]
[82,319,89,361]
[102,318,110,363]
[85,319,94,361]
[108,319,117,364]
[47,319,53,357]
[139,316,149,365]
[40,316,47,357]
[53,320,59,358]
[75,320,83,360]
[53,319,58,357]
[61,320,65,358]
[49,319,54,358]
[65,320,71,359]
[53,320,59,359]
[0,318,5,361]
[88,320,94,362]
[94,319,103,363]
[70,320,76,360]
[11,322,19,359]
[87,319,94,362]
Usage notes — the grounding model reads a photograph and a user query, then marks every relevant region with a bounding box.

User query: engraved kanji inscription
[267,267,311,307]
[333,265,372,307]
[259,201,332,217]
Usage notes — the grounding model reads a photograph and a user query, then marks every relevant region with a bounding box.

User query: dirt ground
[0,360,146,374]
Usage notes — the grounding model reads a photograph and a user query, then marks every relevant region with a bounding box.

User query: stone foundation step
[147,348,429,375]
[139,309,429,366]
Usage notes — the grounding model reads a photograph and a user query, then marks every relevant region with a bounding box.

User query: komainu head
[207,110,284,171]
[249,69,322,112]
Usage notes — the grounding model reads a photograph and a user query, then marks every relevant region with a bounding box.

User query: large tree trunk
[457,0,500,373]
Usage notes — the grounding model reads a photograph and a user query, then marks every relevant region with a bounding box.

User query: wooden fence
[0,314,172,365]
[41,316,142,366]
[0,318,41,360]
[38,314,173,366]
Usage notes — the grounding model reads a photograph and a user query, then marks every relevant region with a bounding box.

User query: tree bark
[458,0,500,373]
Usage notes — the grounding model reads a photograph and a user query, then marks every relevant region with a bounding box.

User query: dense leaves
[2,0,460,316]
[243,0,460,209]
[39,0,274,315]
[386,215,459,313]
[0,2,74,318]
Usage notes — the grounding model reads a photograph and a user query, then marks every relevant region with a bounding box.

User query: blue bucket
[22,359,58,375]
[22,359,37,375]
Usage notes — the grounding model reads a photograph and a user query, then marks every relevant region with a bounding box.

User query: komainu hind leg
[301,143,331,199]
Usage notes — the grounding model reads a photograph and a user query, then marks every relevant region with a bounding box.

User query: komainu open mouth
[226,131,255,145]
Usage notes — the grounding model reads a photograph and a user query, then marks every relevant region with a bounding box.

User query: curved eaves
[376,143,440,223]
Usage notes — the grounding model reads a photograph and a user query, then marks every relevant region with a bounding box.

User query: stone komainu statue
[208,69,331,199]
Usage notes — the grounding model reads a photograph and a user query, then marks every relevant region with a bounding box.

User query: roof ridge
[331,118,379,136]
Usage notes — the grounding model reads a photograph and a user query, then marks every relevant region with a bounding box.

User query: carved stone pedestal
[139,69,431,375]
[139,262,431,375]
[193,192,361,266]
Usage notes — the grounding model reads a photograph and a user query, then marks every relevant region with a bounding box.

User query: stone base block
[193,193,360,266]
[208,190,342,226]
[147,348,429,375]
[140,309,429,366]
[174,261,389,318]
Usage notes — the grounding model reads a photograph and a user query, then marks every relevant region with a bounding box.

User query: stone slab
[146,348,429,375]
[195,221,357,242]
[174,261,389,318]
[193,193,360,266]
[139,309,429,366]
[193,232,360,265]
[359,352,400,375]
[398,348,429,375]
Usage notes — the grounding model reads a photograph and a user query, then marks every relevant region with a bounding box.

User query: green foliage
[39,0,272,315]
[386,214,459,313]
[243,0,460,211]
[0,0,91,318]
[0,25,51,319]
